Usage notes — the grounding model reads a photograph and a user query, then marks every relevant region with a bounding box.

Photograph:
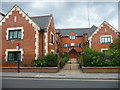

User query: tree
[109,32,120,50]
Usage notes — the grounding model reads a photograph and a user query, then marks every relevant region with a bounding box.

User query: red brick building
[56,26,98,58]
[56,22,118,58]
[1,5,118,68]
[1,5,56,67]
[56,21,118,58]
[88,21,118,52]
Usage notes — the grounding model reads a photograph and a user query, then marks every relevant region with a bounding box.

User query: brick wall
[1,67,58,72]
[82,67,120,73]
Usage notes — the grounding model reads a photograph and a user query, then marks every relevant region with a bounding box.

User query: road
[2,78,119,88]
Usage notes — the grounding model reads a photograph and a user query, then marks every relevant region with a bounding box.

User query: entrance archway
[69,49,78,58]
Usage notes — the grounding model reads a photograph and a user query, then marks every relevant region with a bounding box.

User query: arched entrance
[69,49,78,58]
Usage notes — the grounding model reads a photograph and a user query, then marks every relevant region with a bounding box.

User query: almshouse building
[56,25,98,58]
[1,5,56,67]
[56,21,118,58]
[1,5,118,68]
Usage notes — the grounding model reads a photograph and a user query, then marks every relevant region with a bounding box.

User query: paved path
[59,58,82,73]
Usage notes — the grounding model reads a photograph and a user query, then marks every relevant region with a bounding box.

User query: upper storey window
[50,33,54,43]
[9,30,21,40]
[70,35,75,40]
[6,27,24,40]
[100,35,112,43]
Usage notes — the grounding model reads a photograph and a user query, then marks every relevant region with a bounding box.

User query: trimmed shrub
[60,53,69,68]
[83,48,120,67]
[31,53,57,67]
[60,57,69,68]
[77,55,81,64]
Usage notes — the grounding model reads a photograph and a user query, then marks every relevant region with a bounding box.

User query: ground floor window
[101,48,108,52]
[7,51,21,62]
[78,52,81,55]
[64,44,68,48]
[64,52,68,55]
[78,43,82,48]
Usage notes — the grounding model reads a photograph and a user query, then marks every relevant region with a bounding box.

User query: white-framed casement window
[50,32,54,43]
[101,48,108,52]
[64,44,68,48]
[78,43,82,48]
[100,35,112,43]
[5,49,24,62]
[70,35,75,40]
[51,49,54,54]
[71,43,74,46]
[6,27,24,40]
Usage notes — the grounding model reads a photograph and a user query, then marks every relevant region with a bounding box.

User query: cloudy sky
[1,1,118,30]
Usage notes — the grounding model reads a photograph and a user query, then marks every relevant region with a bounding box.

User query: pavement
[0,58,120,80]
[1,72,119,80]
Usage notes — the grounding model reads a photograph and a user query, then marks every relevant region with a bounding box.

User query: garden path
[59,58,83,73]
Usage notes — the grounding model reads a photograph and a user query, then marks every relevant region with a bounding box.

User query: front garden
[31,53,69,68]
[83,36,120,67]
[83,48,120,67]
[31,53,58,67]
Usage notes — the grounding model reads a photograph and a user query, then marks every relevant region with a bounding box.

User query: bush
[31,53,57,67]
[60,57,69,68]
[42,53,57,67]
[77,55,81,64]
[60,53,69,68]
[83,48,120,67]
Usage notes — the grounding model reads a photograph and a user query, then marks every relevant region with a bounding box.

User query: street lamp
[56,37,60,71]
[80,52,85,67]
[16,43,20,73]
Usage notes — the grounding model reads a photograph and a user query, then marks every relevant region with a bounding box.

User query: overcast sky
[1,1,118,29]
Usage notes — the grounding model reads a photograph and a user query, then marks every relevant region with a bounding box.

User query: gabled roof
[88,21,118,48]
[0,12,5,16]
[31,15,52,30]
[0,5,40,31]
[56,25,98,37]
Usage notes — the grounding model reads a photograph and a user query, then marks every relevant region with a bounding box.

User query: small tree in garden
[60,53,69,68]
[109,38,120,50]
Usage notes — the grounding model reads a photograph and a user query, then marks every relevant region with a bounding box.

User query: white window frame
[50,32,54,44]
[78,43,82,48]
[5,49,24,62]
[51,49,54,53]
[71,43,74,46]
[101,48,108,52]
[100,35,112,43]
[70,35,75,40]
[6,27,24,40]
[64,44,68,48]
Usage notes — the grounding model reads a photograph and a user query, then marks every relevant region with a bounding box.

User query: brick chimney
[83,32,88,48]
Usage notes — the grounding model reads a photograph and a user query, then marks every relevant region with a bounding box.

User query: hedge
[83,48,120,67]
[31,53,57,67]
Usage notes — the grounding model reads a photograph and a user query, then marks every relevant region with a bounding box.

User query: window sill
[7,39,22,41]
[49,43,54,45]
[6,61,22,63]
[101,42,111,44]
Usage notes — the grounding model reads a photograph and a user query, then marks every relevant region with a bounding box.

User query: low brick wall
[82,67,120,73]
[0,67,58,73]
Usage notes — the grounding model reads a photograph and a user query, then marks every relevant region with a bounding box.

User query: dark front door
[69,49,77,58]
